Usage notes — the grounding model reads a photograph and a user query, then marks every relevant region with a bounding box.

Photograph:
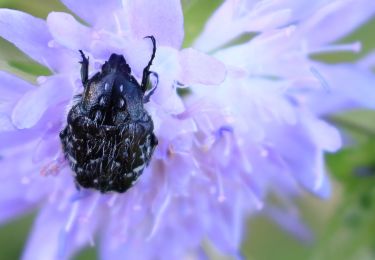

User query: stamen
[65,202,79,232]
[107,194,118,207]
[310,42,361,54]
[239,147,252,173]
[69,190,91,202]
[80,194,100,224]
[310,67,330,92]
[147,192,171,240]
[40,156,67,176]
[217,174,226,203]
[240,173,263,210]
[113,13,123,36]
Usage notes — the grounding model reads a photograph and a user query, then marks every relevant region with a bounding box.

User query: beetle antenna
[141,36,156,93]
[79,50,89,86]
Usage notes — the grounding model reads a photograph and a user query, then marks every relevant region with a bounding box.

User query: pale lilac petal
[0,199,34,224]
[1,101,66,149]
[149,47,185,114]
[0,9,49,66]
[0,150,51,224]
[0,146,35,178]
[268,120,332,199]
[60,0,122,26]
[47,12,93,51]
[178,48,226,85]
[150,79,185,115]
[291,146,331,199]
[0,129,40,149]
[0,71,35,130]
[195,0,375,52]
[258,0,326,22]
[32,130,60,163]
[0,9,74,72]
[23,206,72,260]
[307,63,375,114]
[0,114,15,131]
[304,116,341,152]
[124,0,184,48]
[303,0,375,47]
[194,0,293,52]
[208,198,244,254]
[194,0,326,52]
[358,50,375,69]
[0,178,37,220]
[119,38,158,78]
[0,71,34,99]
[214,26,312,79]
[193,0,249,52]
[264,206,313,242]
[23,191,101,260]
[47,12,141,68]
[11,76,73,129]
[100,242,136,260]
[299,149,331,199]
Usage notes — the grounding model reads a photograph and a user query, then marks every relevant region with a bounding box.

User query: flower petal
[267,118,333,199]
[290,143,331,199]
[304,116,341,153]
[47,12,92,51]
[0,71,34,99]
[0,129,40,148]
[208,197,244,254]
[0,198,34,224]
[150,47,185,114]
[11,76,73,129]
[23,206,73,260]
[0,148,51,224]
[307,63,375,114]
[60,0,122,27]
[194,0,293,52]
[178,48,226,85]
[193,0,328,52]
[0,114,15,131]
[0,9,74,72]
[264,206,313,242]
[214,26,314,79]
[303,0,375,47]
[22,189,102,260]
[124,0,184,48]
[358,50,375,69]
[32,130,60,163]
[0,71,35,129]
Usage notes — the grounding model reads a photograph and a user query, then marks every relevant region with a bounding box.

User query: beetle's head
[102,53,131,75]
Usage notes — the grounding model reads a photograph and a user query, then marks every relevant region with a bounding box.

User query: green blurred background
[0,0,374,259]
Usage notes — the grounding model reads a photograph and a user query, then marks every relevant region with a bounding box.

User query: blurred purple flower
[0,0,374,259]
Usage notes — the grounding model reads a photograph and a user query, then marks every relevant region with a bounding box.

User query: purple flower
[0,0,374,259]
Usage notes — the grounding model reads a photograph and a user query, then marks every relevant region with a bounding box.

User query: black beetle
[60,36,158,193]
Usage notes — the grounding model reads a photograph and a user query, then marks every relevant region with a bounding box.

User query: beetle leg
[141,36,156,93]
[79,50,89,86]
[143,71,158,103]
[74,181,81,191]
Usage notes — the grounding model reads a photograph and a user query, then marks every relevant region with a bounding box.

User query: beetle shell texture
[60,37,158,193]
